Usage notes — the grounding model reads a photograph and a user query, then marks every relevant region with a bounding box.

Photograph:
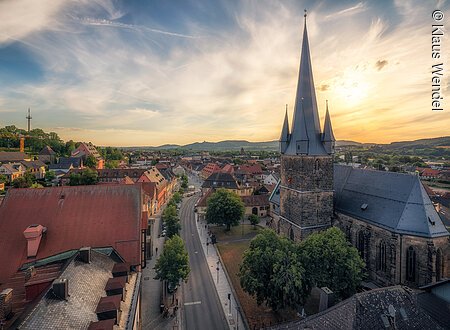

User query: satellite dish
[388,304,396,318]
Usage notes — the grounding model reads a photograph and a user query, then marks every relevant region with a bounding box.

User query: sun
[332,69,370,106]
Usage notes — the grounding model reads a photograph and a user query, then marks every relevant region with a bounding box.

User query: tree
[12,172,35,188]
[248,214,260,229]
[154,235,190,289]
[69,168,98,186]
[239,229,308,311]
[181,174,188,189]
[84,155,97,168]
[162,205,181,237]
[172,192,182,204]
[105,160,119,169]
[45,170,56,181]
[0,174,7,184]
[206,188,244,231]
[298,227,365,300]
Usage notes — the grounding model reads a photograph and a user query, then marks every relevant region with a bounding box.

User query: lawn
[213,224,297,329]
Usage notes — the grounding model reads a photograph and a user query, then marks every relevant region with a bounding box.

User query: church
[269,13,449,287]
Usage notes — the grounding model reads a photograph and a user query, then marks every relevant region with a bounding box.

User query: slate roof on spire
[322,101,335,142]
[284,14,327,155]
[280,107,290,142]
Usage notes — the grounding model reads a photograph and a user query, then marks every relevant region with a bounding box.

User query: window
[406,246,416,282]
[378,241,387,272]
[277,220,281,234]
[436,248,444,281]
[289,227,295,241]
[357,231,366,261]
[314,159,320,172]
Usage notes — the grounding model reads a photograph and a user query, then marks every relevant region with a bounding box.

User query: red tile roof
[0,185,143,284]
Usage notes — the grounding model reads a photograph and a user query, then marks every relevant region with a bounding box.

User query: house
[10,248,141,329]
[0,184,147,328]
[419,168,441,180]
[49,156,83,173]
[267,286,450,329]
[138,167,168,209]
[38,146,56,164]
[201,163,222,180]
[172,165,185,176]
[20,160,46,179]
[71,142,105,169]
[0,163,25,183]
[263,172,279,185]
[0,152,31,163]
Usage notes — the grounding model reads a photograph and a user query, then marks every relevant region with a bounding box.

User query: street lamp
[216,260,220,284]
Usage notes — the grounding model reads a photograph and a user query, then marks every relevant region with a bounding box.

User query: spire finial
[304,9,307,19]
[326,99,328,109]
[285,104,288,112]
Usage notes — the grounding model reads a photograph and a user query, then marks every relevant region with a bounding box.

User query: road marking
[184,301,202,306]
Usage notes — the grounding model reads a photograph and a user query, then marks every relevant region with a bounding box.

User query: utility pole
[26,108,32,132]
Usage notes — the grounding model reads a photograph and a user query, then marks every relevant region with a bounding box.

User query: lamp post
[216,260,220,284]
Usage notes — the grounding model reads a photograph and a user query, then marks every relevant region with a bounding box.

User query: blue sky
[0,0,449,146]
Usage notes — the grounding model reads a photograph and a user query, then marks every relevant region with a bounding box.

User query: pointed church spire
[322,100,335,154]
[280,105,290,154]
[284,10,326,155]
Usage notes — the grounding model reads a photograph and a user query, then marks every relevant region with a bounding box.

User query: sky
[0,0,449,146]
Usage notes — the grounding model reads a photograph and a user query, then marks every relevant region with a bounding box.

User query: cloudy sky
[0,0,449,146]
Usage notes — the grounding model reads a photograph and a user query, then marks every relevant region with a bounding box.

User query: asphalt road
[180,195,229,330]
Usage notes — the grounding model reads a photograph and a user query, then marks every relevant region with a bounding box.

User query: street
[180,195,229,330]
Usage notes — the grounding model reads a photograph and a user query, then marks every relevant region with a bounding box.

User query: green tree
[45,170,56,181]
[298,227,365,299]
[206,188,244,231]
[84,155,97,168]
[0,174,7,184]
[154,235,190,289]
[172,192,182,204]
[181,174,188,189]
[12,172,35,188]
[105,160,119,169]
[69,168,98,186]
[239,229,308,311]
[248,214,260,229]
[162,205,181,237]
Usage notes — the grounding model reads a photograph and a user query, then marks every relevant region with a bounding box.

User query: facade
[0,163,25,182]
[71,142,105,169]
[269,14,449,287]
[38,146,56,164]
[20,160,46,179]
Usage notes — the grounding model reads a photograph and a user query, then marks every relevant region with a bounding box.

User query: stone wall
[334,213,450,287]
[279,155,333,239]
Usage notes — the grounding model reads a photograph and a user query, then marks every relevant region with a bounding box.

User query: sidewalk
[195,214,247,330]
[141,210,181,330]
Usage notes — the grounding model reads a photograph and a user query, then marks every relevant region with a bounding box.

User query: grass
[212,224,297,329]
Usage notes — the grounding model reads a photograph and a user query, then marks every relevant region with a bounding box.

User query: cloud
[1,0,449,146]
[375,60,388,71]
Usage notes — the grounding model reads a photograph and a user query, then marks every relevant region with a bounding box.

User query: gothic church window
[406,246,417,282]
[289,227,295,241]
[314,159,320,172]
[436,248,444,281]
[378,241,387,272]
[357,231,366,261]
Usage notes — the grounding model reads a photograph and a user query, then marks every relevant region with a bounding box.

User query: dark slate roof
[49,157,83,170]
[334,165,449,238]
[269,180,281,206]
[268,286,447,330]
[284,18,327,156]
[268,165,448,238]
[202,172,239,189]
[0,151,29,162]
[241,195,269,207]
[416,292,450,329]
[39,146,56,155]
[19,250,116,329]
[20,160,46,169]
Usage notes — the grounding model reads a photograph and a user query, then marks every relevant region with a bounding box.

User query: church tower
[279,11,335,240]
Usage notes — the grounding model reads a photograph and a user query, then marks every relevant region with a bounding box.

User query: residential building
[38,146,56,164]
[201,163,221,180]
[20,160,46,179]
[71,142,105,169]
[0,152,31,163]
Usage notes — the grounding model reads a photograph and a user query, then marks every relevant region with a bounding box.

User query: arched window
[289,227,295,241]
[378,241,387,272]
[314,159,320,172]
[277,220,281,234]
[357,231,365,260]
[406,246,416,282]
[436,248,444,281]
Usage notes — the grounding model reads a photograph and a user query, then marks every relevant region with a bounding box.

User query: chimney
[0,288,13,322]
[23,224,47,258]
[78,247,91,263]
[318,287,335,312]
[52,279,69,300]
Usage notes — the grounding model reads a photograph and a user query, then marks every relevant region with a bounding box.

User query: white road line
[184,301,202,306]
